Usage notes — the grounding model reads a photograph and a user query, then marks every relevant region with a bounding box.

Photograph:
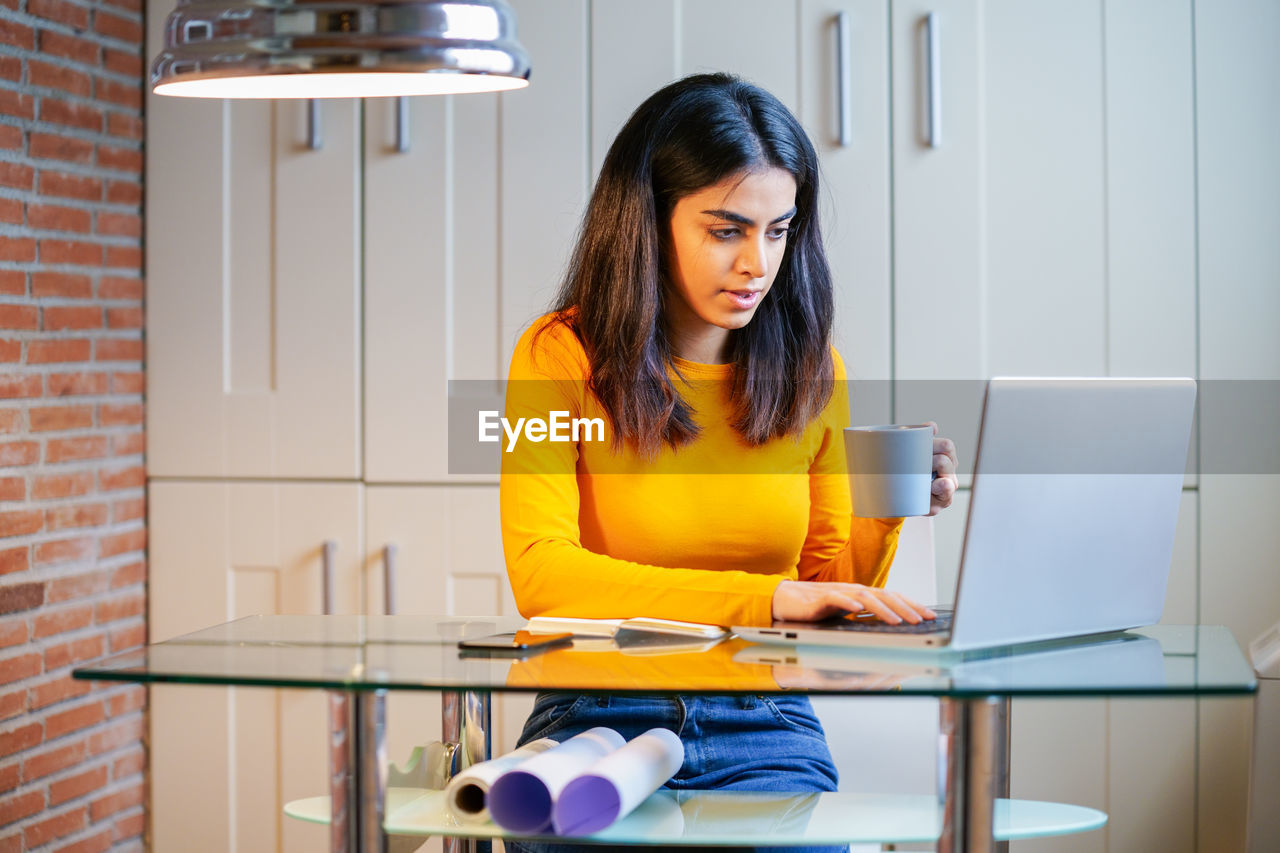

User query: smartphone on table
[457,630,574,656]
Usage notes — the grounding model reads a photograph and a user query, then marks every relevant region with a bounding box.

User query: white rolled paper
[487,726,627,834]
[444,737,558,825]
[552,727,685,835]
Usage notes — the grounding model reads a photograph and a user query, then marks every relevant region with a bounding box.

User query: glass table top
[72,615,1257,698]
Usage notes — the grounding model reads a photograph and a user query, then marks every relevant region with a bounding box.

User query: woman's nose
[737,237,767,279]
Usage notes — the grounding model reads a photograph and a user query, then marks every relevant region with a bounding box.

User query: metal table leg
[329,690,388,853]
[938,696,1004,853]
[442,689,492,853]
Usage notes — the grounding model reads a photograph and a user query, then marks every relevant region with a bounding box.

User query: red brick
[48,372,109,396]
[0,305,37,330]
[46,702,105,744]
[40,239,103,266]
[30,404,94,431]
[94,10,142,43]
[0,651,41,683]
[102,0,141,13]
[43,634,102,670]
[32,0,91,28]
[46,570,108,603]
[0,760,16,791]
[104,113,140,141]
[97,466,141,491]
[0,619,25,650]
[0,790,42,825]
[51,767,108,808]
[0,509,43,537]
[0,548,27,576]
[94,145,140,175]
[104,181,139,206]
[29,672,91,710]
[0,90,35,122]
[39,98,103,133]
[111,745,143,778]
[107,623,142,653]
[94,594,141,624]
[0,477,22,501]
[98,277,140,300]
[98,529,143,559]
[0,19,34,50]
[0,722,41,758]
[46,503,108,531]
[34,536,96,566]
[0,271,23,296]
[29,58,92,96]
[87,717,139,756]
[88,780,142,822]
[39,31,99,66]
[38,171,102,202]
[0,198,20,225]
[32,272,92,299]
[23,738,86,780]
[32,472,94,499]
[0,441,39,465]
[0,376,41,398]
[0,56,19,83]
[108,372,142,394]
[105,686,142,717]
[0,687,26,719]
[102,49,141,77]
[33,605,93,639]
[96,212,139,238]
[97,403,139,426]
[113,812,145,843]
[0,125,19,151]
[29,134,94,167]
[0,339,18,363]
[93,339,140,362]
[46,436,108,463]
[0,410,21,432]
[43,306,102,331]
[28,339,91,363]
[23,804,87,845]
[28,202,93,233]
[104,307,140,330]
[108,561,142,589]
[0,234,36,261]
[102,246,139,269]
[94,79,140,111]
[54,826,113,853]
[110,432,143,456]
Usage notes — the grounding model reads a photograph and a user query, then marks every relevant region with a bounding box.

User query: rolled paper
[552,727,685,835]
[444,737,558,825]
[487,726,627,834]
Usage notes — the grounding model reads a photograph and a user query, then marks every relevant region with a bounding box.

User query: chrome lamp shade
[152,0,530,98]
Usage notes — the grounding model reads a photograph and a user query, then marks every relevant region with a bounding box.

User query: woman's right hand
[770,580,936,624]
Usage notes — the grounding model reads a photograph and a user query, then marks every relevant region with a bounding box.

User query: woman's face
[664,166,798,363]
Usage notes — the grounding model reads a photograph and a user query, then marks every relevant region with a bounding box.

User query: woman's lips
[723,289,762,310]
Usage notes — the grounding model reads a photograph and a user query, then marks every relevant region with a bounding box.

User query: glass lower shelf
[285,787,1106,845]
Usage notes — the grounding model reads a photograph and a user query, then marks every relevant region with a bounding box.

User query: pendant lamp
[151,0,530,98]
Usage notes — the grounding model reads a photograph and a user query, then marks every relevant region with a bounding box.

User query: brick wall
[0,0,146,848]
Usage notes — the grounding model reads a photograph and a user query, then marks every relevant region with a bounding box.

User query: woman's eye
[709,229,739,241]
[768,228,790,241]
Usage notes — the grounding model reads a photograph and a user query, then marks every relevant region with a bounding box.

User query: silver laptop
[734,377,1197,652]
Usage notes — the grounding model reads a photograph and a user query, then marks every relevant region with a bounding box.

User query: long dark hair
[544,72,834,456]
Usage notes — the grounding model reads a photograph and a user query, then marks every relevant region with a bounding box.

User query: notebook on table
[734,377,1197,652]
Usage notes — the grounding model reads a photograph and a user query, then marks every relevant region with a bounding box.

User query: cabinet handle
[926,12,941,148]
[835,12,852,147]
[383,543,399,615]
[307,99,323,150]
[322,539,336,615]
[395,97,410,153]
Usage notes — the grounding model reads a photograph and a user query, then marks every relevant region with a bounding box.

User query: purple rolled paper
[487,727,626,834]
[552,727,684,835]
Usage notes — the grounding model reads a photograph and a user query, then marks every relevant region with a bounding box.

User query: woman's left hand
[926,421,958,517]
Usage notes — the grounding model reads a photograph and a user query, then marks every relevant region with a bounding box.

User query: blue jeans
[503,693,846,853]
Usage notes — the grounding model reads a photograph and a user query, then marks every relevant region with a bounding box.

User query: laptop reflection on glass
[733,377,1197,653]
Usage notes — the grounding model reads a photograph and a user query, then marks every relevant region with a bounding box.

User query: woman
[499,73,958,852]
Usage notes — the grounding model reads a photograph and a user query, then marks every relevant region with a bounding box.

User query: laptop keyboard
[823,609,953,635]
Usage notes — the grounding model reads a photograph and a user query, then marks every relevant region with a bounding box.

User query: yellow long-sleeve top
[499,313,903,628]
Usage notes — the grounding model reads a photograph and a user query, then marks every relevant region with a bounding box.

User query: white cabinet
[148,481,363,853]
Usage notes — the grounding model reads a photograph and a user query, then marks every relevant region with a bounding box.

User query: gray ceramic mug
[844,424,934,518]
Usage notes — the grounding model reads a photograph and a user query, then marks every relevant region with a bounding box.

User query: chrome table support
[329,690,388,853]
[441,689,493,853]
[939,696,1006,853]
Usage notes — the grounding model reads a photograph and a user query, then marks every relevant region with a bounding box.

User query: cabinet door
[145,32,363,479]
[149,481,363,853]
[365,486,529,762]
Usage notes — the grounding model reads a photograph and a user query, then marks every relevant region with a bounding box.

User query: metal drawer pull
[395,97,410,153]
[383,543,399,615]
[307,99,323,150]
[926,11,941,148]
[322,539,336,615]
[836,12,852,146]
